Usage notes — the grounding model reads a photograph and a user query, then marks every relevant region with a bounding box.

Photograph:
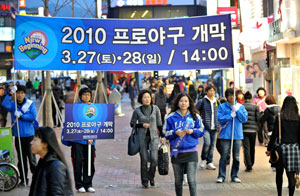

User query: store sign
[217,7,238,27]
[0,27,15,41]
[19,0,26,8]
[268,19,282,42]
[15,15,234,71]
[0,4,10,11]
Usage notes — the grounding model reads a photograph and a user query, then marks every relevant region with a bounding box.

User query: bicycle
[0,157,19,192]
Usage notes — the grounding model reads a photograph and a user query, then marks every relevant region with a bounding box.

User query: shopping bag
[128,125,140,156]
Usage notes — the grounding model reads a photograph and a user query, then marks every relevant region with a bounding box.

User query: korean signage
[269,19,282,42]
[217,7,238,27]
[19,0,26,8]
[14,14,233,71]
[63,104,115,141]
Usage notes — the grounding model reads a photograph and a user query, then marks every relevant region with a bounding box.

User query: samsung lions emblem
[85,106,96,118]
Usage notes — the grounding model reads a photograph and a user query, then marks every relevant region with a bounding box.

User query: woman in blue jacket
[164,93,205,196]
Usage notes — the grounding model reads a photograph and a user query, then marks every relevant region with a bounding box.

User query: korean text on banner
[14,14,233,71]
[63,104,115,141]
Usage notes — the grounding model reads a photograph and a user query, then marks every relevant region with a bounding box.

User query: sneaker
[200,160,205,168]
[78,187,86,193]
[207,163,216,170]
[296,175,300,189]
[87,187,95,192]
[183,174,188,186]
[216,177,224,183]
[232,178,241,183]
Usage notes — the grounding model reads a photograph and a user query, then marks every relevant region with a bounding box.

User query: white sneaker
[232,178,241,183]
[87,187,95,192]
[207,163,216,170]
[216,177,224,183]
[183,174,188,186]
[200,160,205,168]
[78,187,86,193]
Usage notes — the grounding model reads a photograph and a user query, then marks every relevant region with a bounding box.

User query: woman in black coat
[266,96,300,196]
[29,127,73,196]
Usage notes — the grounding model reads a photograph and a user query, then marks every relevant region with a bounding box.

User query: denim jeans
[172,161,197,196]
[201,129,217,163]
[218,139,241,180]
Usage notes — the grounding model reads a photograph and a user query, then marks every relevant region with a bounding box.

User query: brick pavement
[2,94,299,195]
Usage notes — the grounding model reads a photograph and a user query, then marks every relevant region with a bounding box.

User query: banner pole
[13,73,27,187]
[36,91,47,122]
[93,82,99,103]
[227,68,236,182]
[51,91,63,127]
[88,144,91,176]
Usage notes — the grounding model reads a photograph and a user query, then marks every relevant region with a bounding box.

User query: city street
[2,94,299,196]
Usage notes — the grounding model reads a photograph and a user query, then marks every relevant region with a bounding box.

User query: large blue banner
[14,15,233,71]
[64,104,114,141]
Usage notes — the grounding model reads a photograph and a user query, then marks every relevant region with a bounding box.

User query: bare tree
[42,0,72,16]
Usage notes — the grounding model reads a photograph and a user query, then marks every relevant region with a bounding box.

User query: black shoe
[18,182,25,187]
[142,184,149,189]
[150,180,155,186]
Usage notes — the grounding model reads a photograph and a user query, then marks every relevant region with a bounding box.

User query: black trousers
[15,136,37,184]
[52,103,62,127]
[257,122,264,144]
[276,166,296,196]
[71,143,95,190]
[243,132,256,170]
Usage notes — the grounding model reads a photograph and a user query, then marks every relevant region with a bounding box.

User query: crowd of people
[1,74,300,196]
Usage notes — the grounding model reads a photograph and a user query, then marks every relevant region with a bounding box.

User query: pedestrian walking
[196,85,219,170]
[253,87,267,144]
[33,78,40,99]
[196,85,205,101]
[242,91,261,172]
[260,95,280,147]
[236,90,244,104]
[266,96,300,196]
[128,79,138,110]
[164,93,205,196]
[2,85,37,186]
[155,86,168,126]
[130,89,164,189]
[52,79,64,128]
[0,84,8,127]
[26,79,33,99]
[188,84,197,103]
[168,83,181,106]
[216,88,248,183]
[29,127,73,196]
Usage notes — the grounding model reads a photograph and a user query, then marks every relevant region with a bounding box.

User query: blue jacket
[164,110,205,150]
[61,101,95,146]
[217,102,248,140]
[2,95,37,137]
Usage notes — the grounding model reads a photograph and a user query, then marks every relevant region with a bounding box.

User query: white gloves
[11,86,17,94]
[15,111,22,118]
[231,104,241,113]
[231,112,236,118]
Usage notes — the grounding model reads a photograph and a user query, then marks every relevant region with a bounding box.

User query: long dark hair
[35,127,72,187]
[281,96,299,121]
[171,93,199,120]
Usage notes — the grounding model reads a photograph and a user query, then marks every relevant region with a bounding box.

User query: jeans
[201,129,217,163]
[172,162,197,196]
[139,133,158,186]
[130,98,137,109]
[218,139,241,180]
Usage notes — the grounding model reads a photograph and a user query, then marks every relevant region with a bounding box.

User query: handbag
[269,113,283,165]
[128,125,140,156]
[158,144,169,175]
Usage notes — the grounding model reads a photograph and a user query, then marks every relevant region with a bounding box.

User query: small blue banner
[64,104,114,140]
[14,14,233,71]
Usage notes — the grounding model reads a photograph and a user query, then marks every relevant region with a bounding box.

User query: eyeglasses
[82,94,91,97]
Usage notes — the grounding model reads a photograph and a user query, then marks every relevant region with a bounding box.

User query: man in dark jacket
[196,85,219,170]
[52,79,64,127]
[242,92,261,171]
[0,85,8,127]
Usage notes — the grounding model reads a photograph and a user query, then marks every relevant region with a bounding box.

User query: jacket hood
[204,95,216,103]
[175,109,191,118]
[267,105,280,114]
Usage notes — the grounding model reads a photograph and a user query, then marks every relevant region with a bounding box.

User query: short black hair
[138,89,153,105]
[225,88,234,99]
[16,85,26,93]
[205,85,215,92]
[53,79,58,85]
[236,90,243,95]
[256,87,266,95]
[244,91,252,100]
[79,87,92,99]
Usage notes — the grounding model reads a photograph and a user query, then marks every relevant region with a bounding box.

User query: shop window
[0,42,4,52]
[263,0,273,17]
[0,17,4,27]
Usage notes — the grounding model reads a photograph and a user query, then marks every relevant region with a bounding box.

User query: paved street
[2,94,299,196]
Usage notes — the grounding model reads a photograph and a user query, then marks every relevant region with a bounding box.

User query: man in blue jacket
[2,85,37,186]
[216,88,248,183]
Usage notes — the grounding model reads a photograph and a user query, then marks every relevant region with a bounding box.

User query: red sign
[19,0,26,8]
[0,4,10,11]
[217,7,238,27]
[146,0,168,5]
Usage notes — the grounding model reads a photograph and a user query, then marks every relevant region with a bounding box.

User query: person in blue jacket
[62,87,96,193]
[2,85,37,186]
[164,93,205,196]
[216,88,248,183]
